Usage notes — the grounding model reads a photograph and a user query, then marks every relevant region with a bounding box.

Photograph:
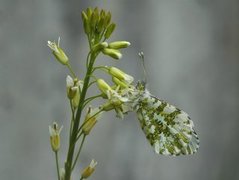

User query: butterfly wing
[135,92,199,156]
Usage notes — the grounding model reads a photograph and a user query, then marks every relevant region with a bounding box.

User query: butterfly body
[134,81,199,156]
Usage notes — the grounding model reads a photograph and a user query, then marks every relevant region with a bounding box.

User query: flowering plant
[47,7,199,180]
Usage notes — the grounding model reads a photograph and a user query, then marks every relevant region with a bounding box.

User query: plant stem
[87,80,97,89]
[55,152,60,180]
[86,52,91,68]
[66,63,77,78]
[64,53,96,180]
[83,94,102,108]
[69,101,75,144]
[92,65,109,73]
[71,135,86,170]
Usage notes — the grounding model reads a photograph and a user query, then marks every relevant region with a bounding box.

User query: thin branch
[66,63,77,78]
[71,135,86,170]
[92,66,109,73]
[87,80,97,89]
[69,101,75,143]
[83,94,103,108]
[55,152,60,180]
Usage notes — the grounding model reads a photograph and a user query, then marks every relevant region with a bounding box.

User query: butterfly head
[136,80,147,91]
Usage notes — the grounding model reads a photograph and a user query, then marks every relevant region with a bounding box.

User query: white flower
[89,159,98,168]
[81,159,98,179]
[66,75,83,108]
[60,168,65,180]
[108,67,134,84]
[47,37,69,65]
[47,37,61,53]
[102,86,134,119]
[106,88,129,104]
[82,107,102,135]
[66,75,74,88]
[49,122,63,152]
[66,75,82,88]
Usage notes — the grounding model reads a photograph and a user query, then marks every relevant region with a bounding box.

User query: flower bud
[104,23,116,39]
[104,11,111,27]
[108,67,134,84]
[82,11,90,34]
[92,42,108,52]
[97,17,105,34]
[72,88,80,108]
[66,76,82,104]
[47,38,69,65]
[97,79,112,95]
[49,122,63,152]
[101,102,115,111]
[66,76,76,99]
[100,9,105,18]
[82,107,101,135]
[102,48,122,59]
[82,117,97,135]
[112,77,128,88]
[86,7,93,19]
[93,7,99,20]
[108,41,131,49]
[81,160,97,179]
[60,168,65,180]
[90,8,99,30]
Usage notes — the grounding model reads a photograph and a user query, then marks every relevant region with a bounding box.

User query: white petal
[49,126,53,136]
[124,74,134,83]
[58,37,61,47]
[59,126,63,133]
[90,159,97,168]
[66,75,74,87]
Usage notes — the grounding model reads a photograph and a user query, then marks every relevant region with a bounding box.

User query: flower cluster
[82,7,130,59]
[97,66,137,119]
[47,6,199,180]
[81,7,114,43]
[47,7,135,180]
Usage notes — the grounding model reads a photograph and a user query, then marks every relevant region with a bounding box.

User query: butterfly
[133,81,199,156]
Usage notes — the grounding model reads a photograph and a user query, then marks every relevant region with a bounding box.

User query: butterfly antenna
[138,52,147,84]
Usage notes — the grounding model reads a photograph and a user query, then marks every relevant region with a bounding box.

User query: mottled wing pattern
[135,91,199,156]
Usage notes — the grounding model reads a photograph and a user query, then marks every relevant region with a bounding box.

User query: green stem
[80,177,84,180]
[64,53,96,180]
[87,80,97,89]
[55,152,60,180]
[66,63,77,78]
[71,135,86,170]
[92,66,109,73]
[87,34,92,49]
[76,131,83,142]
[69,101,75,144]
[83,94,102,108]
[86,52,91,68]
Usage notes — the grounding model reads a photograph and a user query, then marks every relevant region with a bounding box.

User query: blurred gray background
[0,0,239,179]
